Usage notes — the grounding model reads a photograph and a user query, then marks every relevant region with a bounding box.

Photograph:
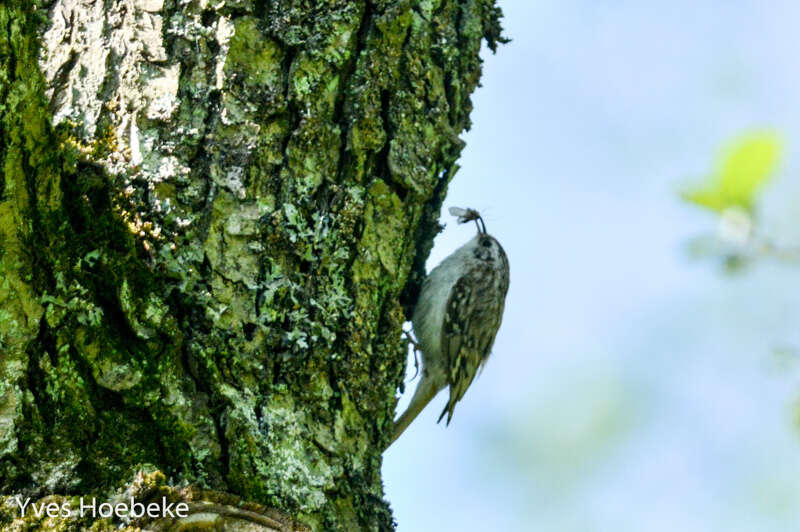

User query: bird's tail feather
[388,376,439,446]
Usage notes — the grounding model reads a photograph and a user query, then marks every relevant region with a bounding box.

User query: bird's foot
[403,329,422,380]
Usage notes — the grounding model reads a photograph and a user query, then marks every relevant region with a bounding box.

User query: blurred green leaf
[682,130,782,213]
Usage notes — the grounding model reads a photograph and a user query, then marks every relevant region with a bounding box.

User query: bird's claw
[403,330,422,380]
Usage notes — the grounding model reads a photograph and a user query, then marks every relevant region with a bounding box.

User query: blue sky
[383,1,800,530]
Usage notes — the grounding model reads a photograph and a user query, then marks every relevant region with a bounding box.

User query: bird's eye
[481,239,492,248]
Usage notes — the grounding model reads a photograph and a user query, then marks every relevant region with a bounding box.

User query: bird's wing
[438,269,506,425]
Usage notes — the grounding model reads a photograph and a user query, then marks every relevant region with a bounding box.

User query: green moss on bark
[0,0,505,529]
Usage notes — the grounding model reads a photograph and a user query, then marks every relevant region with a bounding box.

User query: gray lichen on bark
[0,0,505,529]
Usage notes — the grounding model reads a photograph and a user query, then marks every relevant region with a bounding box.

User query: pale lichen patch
[259,395,335,514]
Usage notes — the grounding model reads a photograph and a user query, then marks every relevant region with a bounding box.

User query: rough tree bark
[0,0,504,530]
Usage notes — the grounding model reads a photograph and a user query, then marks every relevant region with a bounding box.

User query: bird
[390,207,510,445]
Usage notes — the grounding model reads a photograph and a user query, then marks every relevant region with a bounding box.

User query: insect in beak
[448,206,486,234]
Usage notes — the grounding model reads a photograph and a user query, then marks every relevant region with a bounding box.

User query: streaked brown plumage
[390,208,509,445]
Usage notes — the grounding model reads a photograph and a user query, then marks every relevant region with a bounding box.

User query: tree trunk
[0,0,504,529]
